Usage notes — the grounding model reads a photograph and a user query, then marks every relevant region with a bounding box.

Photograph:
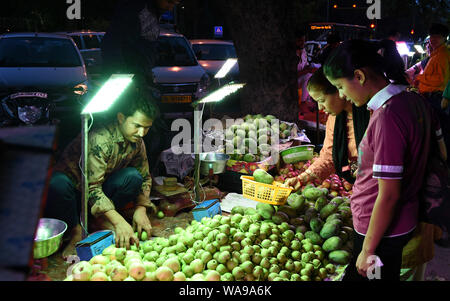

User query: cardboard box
[192,199,222,221]
[75,230,115,261]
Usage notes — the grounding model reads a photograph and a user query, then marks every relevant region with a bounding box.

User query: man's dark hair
[429,23,449,37]
[112,84,160,121]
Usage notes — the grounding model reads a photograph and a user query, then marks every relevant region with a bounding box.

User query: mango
[320,221,340,240]
[253,169,274,184]
[314,196,328,212]
[304,231,323,245]
[309,217,324,234]
[322,236,343,253]
[328,250,351,265]
[319,202,339,220]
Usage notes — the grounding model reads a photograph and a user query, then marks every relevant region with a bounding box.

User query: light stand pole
[191,82,245,204]
[80,74,134,239]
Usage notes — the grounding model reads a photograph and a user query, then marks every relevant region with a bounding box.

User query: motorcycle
[0,91,55,127]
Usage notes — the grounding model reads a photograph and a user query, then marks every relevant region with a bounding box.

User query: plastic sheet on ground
[220,193,260,213]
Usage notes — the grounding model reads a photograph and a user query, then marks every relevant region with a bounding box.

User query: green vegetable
[328,250,351,265]
[256,203,275,220]
[231,206,245,215]
[272,211,289,225]
[309,217,324,233]
[314,196,328,212]
[277,205,298,219]
[302,187,324,202]
[319,202,339,220]
[320,221,341,240]
[304,231,323,245]
[322,236,343,253]
[253,169,274,184]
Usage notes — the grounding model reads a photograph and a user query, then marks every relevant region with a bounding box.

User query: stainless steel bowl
[33,218,68,259]
[199,152,230,176]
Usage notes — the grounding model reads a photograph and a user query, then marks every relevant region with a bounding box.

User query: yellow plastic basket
[240,176,293,205]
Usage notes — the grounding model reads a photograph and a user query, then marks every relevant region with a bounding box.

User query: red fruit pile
[275,155,353,197]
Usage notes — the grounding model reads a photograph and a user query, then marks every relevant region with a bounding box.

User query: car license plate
[10,92,48,99]
[161,95,192,103]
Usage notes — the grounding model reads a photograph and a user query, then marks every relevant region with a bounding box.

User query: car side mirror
[195,50,202,60]
[85,58,96,67]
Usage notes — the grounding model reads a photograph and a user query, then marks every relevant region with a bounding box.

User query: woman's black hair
[307,67,338,95]
[323,39,409,85]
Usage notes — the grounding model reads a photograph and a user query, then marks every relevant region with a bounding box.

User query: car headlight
[74,82,88,96]
[198,73,210,94]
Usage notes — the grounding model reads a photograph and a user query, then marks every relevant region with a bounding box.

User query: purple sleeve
[372,110,406,179]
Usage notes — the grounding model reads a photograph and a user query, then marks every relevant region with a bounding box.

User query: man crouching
[44,85,159,257]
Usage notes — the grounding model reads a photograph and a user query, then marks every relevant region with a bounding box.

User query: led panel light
[414,45,425,54]
[198,83,245,104]
[82,74,134,114]
[396,41,410,56]
[214,58,238,79]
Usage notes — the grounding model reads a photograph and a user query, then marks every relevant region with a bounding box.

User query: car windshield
[155,36,197,67]
[0,37,82,67]
[192,44,237,60]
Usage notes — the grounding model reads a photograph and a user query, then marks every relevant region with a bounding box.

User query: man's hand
[113,220,139,250]
[133,206,152,239]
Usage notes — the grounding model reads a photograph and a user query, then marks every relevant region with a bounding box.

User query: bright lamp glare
[82,74,134,114]
[396,42,410,56]
[414,45,425,54]
[199,83,245,103]
[214,58,238,79]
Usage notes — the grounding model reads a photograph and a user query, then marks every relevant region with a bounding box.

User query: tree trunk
[218,0,302,123]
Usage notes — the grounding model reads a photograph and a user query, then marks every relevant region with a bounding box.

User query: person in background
[299,67,370,185]
[296,30,319,107]
[44,86,159,257]
[406,39,431,85]
[101,0,181,175]
[414,23,450,163]
[315,32,341,66]
[324,39,442,281]
[387,29,401,42]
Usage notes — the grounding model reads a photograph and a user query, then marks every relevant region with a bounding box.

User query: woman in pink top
[324,39,441,281]
[299,68,370,185]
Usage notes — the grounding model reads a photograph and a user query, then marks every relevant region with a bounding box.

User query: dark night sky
[0,0,448,41]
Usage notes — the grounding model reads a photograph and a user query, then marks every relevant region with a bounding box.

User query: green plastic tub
[280,145,314,164]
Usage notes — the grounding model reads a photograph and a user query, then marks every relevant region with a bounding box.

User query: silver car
[0,32,88,123]
[190,39,239,84]
[153,31,210,118]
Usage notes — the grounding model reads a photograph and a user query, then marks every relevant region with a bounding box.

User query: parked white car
[153,31,210,117]
[56,31,105,73]
[190,39,239,84]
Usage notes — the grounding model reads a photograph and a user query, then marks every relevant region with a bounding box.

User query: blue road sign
[214,26,223,37]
